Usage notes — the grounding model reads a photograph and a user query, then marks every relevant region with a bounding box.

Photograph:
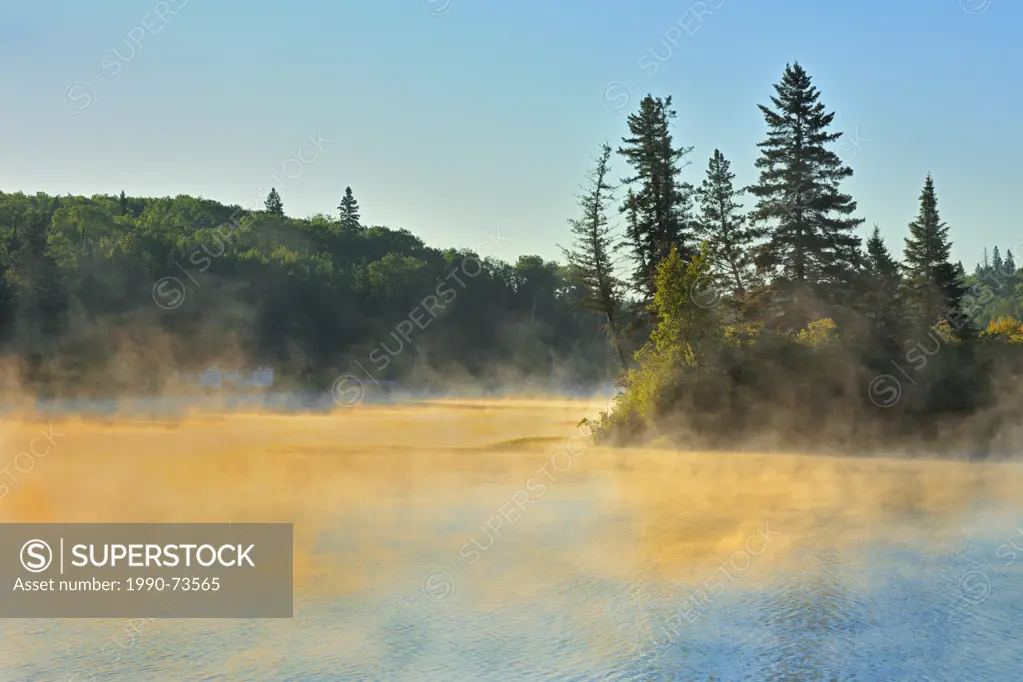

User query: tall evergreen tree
[901,174,968,333]
[863,225,903,352]
[991,246,1003,279]
[694,149,761,301]
[561,143,629,370]
[1003,248,1016,277]
[338,186,361,231]
[264,188,284,216]
[617,94,696,301]
[1002,248,1018,297]
[747,62,864,328]
[118,190,128,216]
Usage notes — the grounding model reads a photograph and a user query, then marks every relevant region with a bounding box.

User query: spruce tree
[617,94,695,302]
[747,62,864,327]
[694,149,761,301]
[1002,248,1018,297]
[901,174,968,333]
[338,186,361,231]
[1003,248,1016,277]
[863,225,903,352]
[264,188,284,216]
[118,190,127,216]
[561,143,629,370]
[992,246,1003,279]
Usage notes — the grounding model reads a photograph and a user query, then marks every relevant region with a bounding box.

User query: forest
[0,185,616,397]
[3,61,1023,454]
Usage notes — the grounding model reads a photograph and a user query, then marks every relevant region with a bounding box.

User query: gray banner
[0,523,292,617]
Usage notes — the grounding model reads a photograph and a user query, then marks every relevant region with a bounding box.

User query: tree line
[0,185,618,397]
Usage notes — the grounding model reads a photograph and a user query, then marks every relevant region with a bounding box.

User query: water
[0,399,1021,680]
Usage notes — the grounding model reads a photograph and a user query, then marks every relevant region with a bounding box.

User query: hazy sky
[2,0,1018,269]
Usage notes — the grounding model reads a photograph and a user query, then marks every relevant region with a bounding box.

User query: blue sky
[1,0,1017,270]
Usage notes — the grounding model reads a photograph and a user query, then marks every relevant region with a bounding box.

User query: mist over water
[0,397,1021,680]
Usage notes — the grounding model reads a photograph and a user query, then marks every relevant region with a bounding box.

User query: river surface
[0,398,1021,681]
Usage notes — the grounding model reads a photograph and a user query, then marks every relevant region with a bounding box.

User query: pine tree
[863,225,903,352]
[617,94,696,302]
[338,186,361,231]
[264,188,284,216]
[1002,248,1018,297]
[694,149,761,301]
[561,143,629,370]
[992,246,1003,279]
[1003,248,1017,277]
[747,62,864,328]
[118,190,127,216]
[901,174,968,334]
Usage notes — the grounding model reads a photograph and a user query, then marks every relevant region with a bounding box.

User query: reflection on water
[0,398,1021,680]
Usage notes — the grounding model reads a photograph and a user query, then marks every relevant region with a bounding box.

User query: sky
[1,0,1018,270]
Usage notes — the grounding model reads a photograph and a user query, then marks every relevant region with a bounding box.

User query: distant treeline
[0,186,620,396]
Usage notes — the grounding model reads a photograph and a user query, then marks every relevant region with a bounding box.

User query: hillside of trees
[0,185,619,398]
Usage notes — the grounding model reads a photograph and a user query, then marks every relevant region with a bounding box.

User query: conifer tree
[747,62,864,327]
[1003,248,1016,277]
[974,248,990,280]
[618,94,695,301]
[1002,248,1018,297]
[863,225,903,351]
[901,174,968,334]
[561,143,629,370]
[338,186,361,231]
[694,149,761,300]
[264,188,284,216]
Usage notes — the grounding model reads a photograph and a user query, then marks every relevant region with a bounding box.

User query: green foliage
[264,188,284,216]
[618,95,695,301]
[694,149,760,301]
[722,321,762,347]
[792,318,837,346]
[861,225,903,352]
[980,317,1023,343]
[561,143,631,371]
[588,243,721,438]
[0,190,617,395]
[747,61,863,326]
[338,186,361,232]
[901,174,967,334]
[965,245,1022,327]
